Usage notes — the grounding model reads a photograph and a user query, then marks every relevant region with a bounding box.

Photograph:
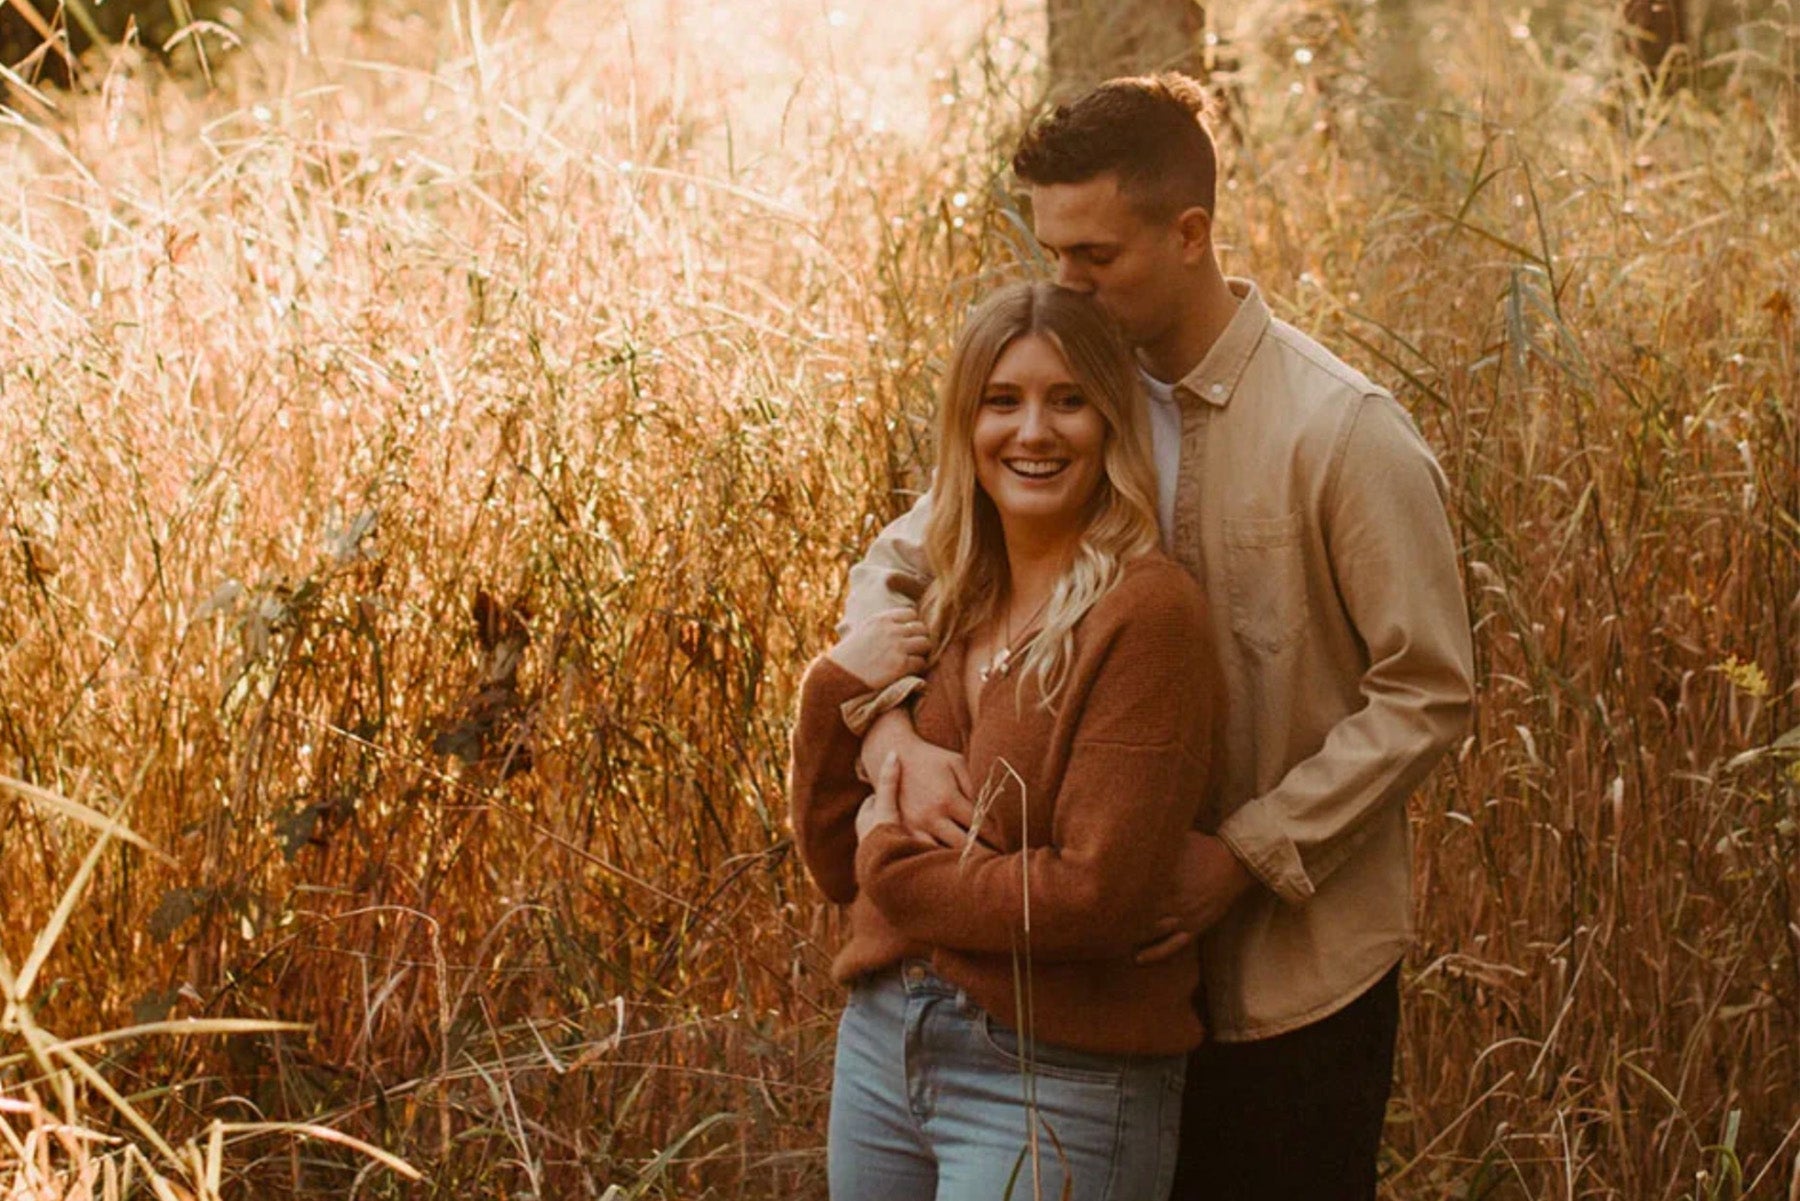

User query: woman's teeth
[1007,460,1067,478]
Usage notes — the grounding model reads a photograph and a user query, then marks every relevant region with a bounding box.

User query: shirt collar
[1171,278,1270,410]
[1138,369,1177,405]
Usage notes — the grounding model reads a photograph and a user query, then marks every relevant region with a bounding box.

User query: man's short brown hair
[1012,73,1218,221]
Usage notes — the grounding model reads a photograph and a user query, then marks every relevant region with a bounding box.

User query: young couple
[789,74,1475,1200]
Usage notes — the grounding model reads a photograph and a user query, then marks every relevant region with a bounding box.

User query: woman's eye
[981,394,1018,408]
[1055,393,1087,410]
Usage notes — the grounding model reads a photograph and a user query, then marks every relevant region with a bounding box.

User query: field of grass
[1,0,1797,1196]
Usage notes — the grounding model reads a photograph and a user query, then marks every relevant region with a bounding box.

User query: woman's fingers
[829,606,935,690]
[949,757,974,798]
[1133,930,1193,966]
[866,753,903,828]
[893,626,930,677]
[877,750,902,792]
[879,610,927,634]
[856,754,904,840]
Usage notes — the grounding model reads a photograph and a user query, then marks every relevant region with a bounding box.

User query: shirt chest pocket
[1224,511,1307,654]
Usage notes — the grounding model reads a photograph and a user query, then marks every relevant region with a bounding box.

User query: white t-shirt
[1141,371,1182,545]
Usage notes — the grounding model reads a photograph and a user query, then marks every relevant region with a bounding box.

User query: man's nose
[1054,258,1093,293]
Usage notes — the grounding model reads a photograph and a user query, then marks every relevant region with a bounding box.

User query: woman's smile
[974,332,1106,533]
[1004,457,1071,479]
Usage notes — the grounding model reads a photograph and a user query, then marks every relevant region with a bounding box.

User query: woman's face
[972,332,1108,542]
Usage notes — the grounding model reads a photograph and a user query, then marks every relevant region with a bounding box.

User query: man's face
[1029,174,1188,352]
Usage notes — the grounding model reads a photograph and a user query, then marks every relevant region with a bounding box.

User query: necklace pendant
[979,646,1013,683]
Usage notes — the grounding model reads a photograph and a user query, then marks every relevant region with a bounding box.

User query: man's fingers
[1133,930,1193,966]
[925,816,972,848]
[936,791,975,826]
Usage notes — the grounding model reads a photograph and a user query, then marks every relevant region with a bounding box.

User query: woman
[789,282,1223,1200]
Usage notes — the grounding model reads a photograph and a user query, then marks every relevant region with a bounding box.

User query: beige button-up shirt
[840,279,1475,1040]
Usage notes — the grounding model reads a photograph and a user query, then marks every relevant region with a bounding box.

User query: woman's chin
[994,505,1092,547]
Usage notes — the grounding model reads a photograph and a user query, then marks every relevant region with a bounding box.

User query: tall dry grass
[0,0,1796,1196]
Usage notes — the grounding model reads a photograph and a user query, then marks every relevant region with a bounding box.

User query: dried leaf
[148,888,209,942]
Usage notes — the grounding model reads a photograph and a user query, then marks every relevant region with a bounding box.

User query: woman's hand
[855,753,904,841]
[828,607,930,691]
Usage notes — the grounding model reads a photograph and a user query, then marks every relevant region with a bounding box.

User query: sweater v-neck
[942,628,1043,732]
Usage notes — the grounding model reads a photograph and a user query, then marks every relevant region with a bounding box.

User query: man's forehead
[1028,176,1137,246]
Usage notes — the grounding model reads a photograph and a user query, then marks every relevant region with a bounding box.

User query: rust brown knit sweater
[788,553,1224,1056]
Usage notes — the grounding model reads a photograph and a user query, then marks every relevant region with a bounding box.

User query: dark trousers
[1169,965,1401,1201]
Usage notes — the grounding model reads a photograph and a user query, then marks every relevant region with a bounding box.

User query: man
[838,74,1474,1199]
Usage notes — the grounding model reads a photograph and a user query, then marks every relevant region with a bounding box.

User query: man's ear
[1176,206,1213,261]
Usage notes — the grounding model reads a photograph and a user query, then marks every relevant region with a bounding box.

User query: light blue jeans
[828,961,1186,1201]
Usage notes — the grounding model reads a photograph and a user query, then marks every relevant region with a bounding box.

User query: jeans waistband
[870,958,962,1000]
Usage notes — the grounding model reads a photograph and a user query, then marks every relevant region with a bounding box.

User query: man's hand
[1136,831,1257,964]
[827,607,930,692]
[861,708,982,848]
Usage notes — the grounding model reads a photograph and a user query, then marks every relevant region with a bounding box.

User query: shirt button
[1209,383,1226,398]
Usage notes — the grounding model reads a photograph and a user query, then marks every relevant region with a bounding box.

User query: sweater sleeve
[855,573,1222,958]
[787,656,877,904]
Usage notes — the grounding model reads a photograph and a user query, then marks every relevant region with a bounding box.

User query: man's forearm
[859,706,921,779]
[839,494,933,637]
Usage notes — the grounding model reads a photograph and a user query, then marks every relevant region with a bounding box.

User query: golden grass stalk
[0,779,164,861]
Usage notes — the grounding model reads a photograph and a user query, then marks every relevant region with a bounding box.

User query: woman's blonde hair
[920,281,1161,707]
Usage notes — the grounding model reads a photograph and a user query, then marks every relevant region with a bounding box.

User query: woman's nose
[1016,401,1053,444]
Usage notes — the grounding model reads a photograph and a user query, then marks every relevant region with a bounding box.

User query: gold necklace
[978,592,1053,683]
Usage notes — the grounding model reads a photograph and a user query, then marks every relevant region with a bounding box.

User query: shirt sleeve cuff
[840,675,926,736]
[1217,803,1316,907]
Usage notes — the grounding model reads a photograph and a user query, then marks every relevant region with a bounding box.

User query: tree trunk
[1046,0,1207,101]
[1622,0,1689,83]
[1371,0,1426,104]
[2,0,175,87]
